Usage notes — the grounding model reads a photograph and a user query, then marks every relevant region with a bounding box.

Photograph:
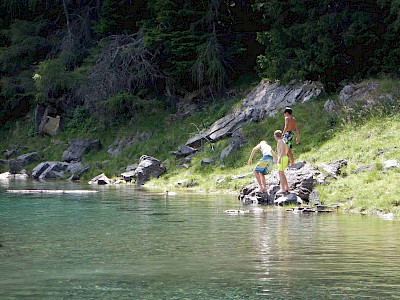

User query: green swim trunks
[278,155,289,171]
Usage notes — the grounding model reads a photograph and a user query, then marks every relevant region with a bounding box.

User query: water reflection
[0,180,399,299]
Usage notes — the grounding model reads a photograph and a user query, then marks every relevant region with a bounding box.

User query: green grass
[0,77,399,215]
[309,116,400,214]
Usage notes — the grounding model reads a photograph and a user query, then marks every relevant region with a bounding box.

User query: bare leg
[260,174,267,192]
[254,171,263,191]
[278,171,289,193]
[288,149,295,166]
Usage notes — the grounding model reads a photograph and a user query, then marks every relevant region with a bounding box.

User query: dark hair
[283,107,292,114]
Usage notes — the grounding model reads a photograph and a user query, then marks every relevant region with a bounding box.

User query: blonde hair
[274,130,283,138]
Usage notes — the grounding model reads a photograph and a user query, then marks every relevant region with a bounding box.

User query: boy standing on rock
[248,140,278,193]
[274,130,290,194]
[283,107,300,166]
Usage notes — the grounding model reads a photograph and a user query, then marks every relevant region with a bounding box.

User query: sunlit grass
[307,116,400,214]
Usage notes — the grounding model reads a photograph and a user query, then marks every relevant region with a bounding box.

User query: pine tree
[254,0,391,89]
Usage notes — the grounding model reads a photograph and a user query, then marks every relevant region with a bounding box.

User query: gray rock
[67,162,84,174]
[220,128,247,159]
[108,133,153,158]
[200,158,214,166]
[42,116,60,136]
[88,173,111,185]
[231,173,252,180]
[32,161,82,180]
[339,82,379,106]
[376,146,397,156]
[186,80,323,148]
[121,170,136,182]
[33,162,69,180]
[216,177,225,184]
[125,164,138,172]
[9,152,42,173]
[186,108,250,147]
[134,155,167,186]
[239,162,322,205]
[68,166,90,181]
[308,190,320,205]
[383,159,398,170]
[4,149,19,160]
[355,165,375,174]
[274,193,303,206]
[319,159,347,178]
[108,137,133,157]
[62,139,102,162]
[32,162,52,178]
[171,145,198,158]
[323,99,339,113]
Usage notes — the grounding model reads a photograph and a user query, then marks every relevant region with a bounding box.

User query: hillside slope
[0,77,399,214]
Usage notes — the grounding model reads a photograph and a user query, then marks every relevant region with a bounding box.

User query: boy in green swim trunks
[248,140,278,193]
[274,130,290,194]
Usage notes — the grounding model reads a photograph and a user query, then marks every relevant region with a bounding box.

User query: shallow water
[0,180,399,299]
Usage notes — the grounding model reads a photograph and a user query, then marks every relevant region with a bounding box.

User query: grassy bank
[0,77,399,215]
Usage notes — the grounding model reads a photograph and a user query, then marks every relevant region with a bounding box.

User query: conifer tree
[253,0,391,89]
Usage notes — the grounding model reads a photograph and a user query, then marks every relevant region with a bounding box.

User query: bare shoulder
[280,139,288,148]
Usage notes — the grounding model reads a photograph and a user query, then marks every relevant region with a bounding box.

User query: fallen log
[7,189,98,194]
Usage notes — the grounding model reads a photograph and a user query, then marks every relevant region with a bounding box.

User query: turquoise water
[1,180,399,299]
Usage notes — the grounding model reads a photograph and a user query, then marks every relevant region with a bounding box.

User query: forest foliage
[0,0,399,126]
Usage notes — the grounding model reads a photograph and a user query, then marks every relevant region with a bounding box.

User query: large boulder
[8,152,42,174]
[186,80,323,148]
[339,82,379,106]
[134,155,167,186]
[41,116,61,136]
[36,104,61,135]
[62,139,102,162]
[31,161,87,180]
[186,108,251,148]
[32,161,70,179]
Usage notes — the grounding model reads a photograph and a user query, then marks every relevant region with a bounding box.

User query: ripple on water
[0,184,400,299]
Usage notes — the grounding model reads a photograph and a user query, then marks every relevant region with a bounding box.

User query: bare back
[284,115,298,132]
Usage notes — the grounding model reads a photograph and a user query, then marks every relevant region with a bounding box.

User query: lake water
[1,180,399,299]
